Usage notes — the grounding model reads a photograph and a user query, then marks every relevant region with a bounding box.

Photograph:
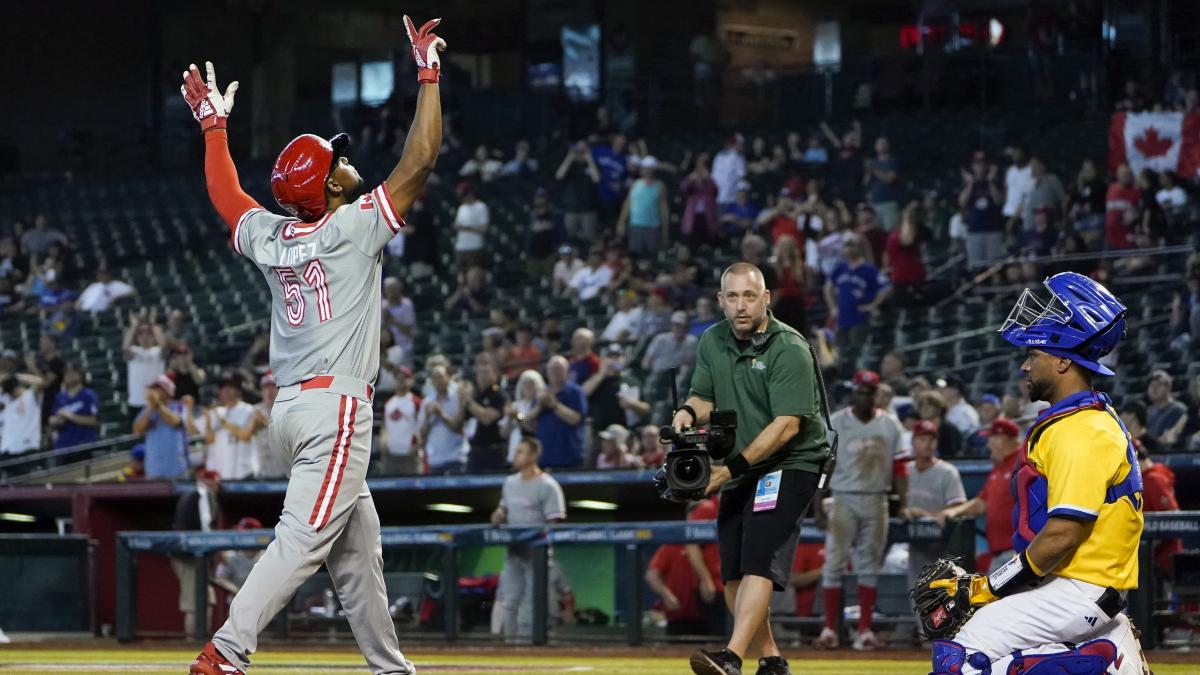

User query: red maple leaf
[1133,126,1173,158]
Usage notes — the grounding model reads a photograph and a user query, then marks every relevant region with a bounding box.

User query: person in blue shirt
[719,181,759,237]
[530,356,588,469]
[49,363,98,452]
[133,374,192,480]
[590,134,629,219]
[823,235,890,373]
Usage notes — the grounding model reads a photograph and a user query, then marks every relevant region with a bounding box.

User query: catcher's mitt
[910,558,975,639]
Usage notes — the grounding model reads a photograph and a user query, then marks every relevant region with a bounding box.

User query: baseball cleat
[756,655,790,675]
[814,626,840,649]
[189,642,242,674]
[852,628,882,651]
[690,647,743,675]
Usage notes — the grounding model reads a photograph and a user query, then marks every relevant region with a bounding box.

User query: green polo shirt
[687,314,830,490]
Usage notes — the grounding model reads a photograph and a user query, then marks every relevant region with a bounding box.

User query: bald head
[721,262,767,292]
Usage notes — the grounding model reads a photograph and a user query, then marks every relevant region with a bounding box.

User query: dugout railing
[114,512,1199,647]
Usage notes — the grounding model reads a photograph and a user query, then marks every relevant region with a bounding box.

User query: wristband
[676,404,697,426]
[725,453,750,478]
[986,549,1044,597]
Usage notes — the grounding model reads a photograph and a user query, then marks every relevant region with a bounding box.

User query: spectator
[823,235,890,365]
[786,542,825,618]
[252,372,287,479]
[1138,444,1182,573]
[461,354,509,473]
[380,367,421,476]
[418,365,468,474]
[36,268,73,311]
[938,417,1021,574]
[452,182,489,268]
[76,266,135,313]
[1067,159,1107,246]
[642,311,699,384]
[481,326,509,388]
[680,152,719,247]
[566,327,601,386]
[459,144,502,182]
[1105,164,1140,250]
[815,201,854,277]
[568,247,614,301]
[583,343,650,438]
[212,517,266,600]
[166,344,206,403]
[117,443,146,482]
[170,468,221,636]
[1155,169,1189,217]
[0,236,30,285]
[0,277,24,315]
[239,331,270,379]
[959,151,1005,269]
[524,188,562,278]
[48,363,97,453]
[591,134,630,221]
[720,181,759,237]
[879,351,910,395]
[638,287,674,340]
[635,423,665,469]
[863,136,901,230]
[1183,373,1200,452]
[165,309,193,350]
[20,213,68,259]
[382,277,416,364]
[644,498,725,636]
[595,424,636,469]
[754,188,802,246]
[500,139,538,177]
[1145,369,1188,448]
[902,421,966,596]
[27,335,64,429]
[203,372,259,481]
[133,375,190,480]
[490,438,567,643]
[936,375,980,435]
[712,134,747,206]
[1002,145,1033,231]
[602,289,645,343]
[884,204,926,303]
[531,356,587,469]
[1020,157,1067,233]
[122,311,167,414]
[768,235,807,331]
[965,393,1003,456]
[503,369,545,466]
[401,191,438,279]
[689,297,719,337]
[0,374,43,456]
[617,157,670,258]
[804,133,829,165]
[444,266,491,315]
[817,369,906,651]
[916,390,963,458]
[552,246,585,298]
[555,141,601,243]
[505,323,543,381]
[854,203,887,267]
[39,274,79,339]
[1119,400,1159,454]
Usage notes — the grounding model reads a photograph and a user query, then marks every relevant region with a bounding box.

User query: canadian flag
[1108,111,1200,177]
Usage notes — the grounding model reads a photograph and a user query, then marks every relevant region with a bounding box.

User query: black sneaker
[690,648,743,675]
[756,656,790,675]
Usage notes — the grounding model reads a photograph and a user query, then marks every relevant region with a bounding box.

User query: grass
[0,646,1195,674]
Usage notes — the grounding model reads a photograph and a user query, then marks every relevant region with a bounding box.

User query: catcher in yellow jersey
[911,272,1149,675]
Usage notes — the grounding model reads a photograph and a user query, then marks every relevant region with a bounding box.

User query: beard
[1027,374,1051,403]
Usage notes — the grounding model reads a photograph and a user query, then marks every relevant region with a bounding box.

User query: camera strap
[807,342,838,491]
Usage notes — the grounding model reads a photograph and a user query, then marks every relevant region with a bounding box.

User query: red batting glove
[404,15,447,84]
[180,61,238,133]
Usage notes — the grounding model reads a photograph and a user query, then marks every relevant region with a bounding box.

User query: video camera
[653,409,737,503]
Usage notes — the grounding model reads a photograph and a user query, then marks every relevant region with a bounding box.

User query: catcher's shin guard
[931,640,993,675]
[1006,639,1116,675]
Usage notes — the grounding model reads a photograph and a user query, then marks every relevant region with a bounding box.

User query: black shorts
[717,469,819,591]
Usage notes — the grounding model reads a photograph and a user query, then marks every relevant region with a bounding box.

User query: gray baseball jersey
[905,459,967,514]
[233,184,404,386]
[500,472,567,525]
[828,407,904,493]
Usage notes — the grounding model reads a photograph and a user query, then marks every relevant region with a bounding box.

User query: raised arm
[383,16,446,217]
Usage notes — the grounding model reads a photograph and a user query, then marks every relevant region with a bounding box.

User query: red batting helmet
[270,133,350,222]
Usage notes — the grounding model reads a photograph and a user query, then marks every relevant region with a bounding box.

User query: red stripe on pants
[310,395,349,527]
[316,397,357,530]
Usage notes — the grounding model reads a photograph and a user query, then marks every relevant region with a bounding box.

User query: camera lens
[674,456,702,484]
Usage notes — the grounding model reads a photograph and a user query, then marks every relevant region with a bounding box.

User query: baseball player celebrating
[182,16,446,675]
[911,272,1149,674]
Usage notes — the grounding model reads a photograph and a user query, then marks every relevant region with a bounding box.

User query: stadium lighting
[0,512,35,523]
[569,500,619,511]
[425,503,474,514]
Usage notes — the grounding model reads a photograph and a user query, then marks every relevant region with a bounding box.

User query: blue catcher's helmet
[1000,272,1127,376]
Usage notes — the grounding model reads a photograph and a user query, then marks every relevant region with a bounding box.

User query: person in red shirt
[883,204,925,303]
[645,498,723,635]
[1104,164,1140,250]
[938,417,1021,573]
[1138,442,1182,572]
[567,327,601,385]
[789,542,825,617]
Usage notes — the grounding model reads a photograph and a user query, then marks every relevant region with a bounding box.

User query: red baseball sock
[858,585,877,632]
[823,587,841,631]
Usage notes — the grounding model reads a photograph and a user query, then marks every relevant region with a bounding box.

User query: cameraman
[678,263,830,675]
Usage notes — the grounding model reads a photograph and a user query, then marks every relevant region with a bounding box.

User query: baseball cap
[896,403,918,421]
[980,418,1021,438]
[979,393,1001,406]
[195,468,221,482]
[149,374,176,398]
[853,369,881,388]
[936,374,965,392]
[598,424,630,444]
[130,443,146,461]
[671,310,689,326]
[640,155,659,170]
[236,516,263,530]
[913,420,939,437]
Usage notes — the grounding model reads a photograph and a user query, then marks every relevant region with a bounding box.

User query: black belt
[1097,586,1125,619]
